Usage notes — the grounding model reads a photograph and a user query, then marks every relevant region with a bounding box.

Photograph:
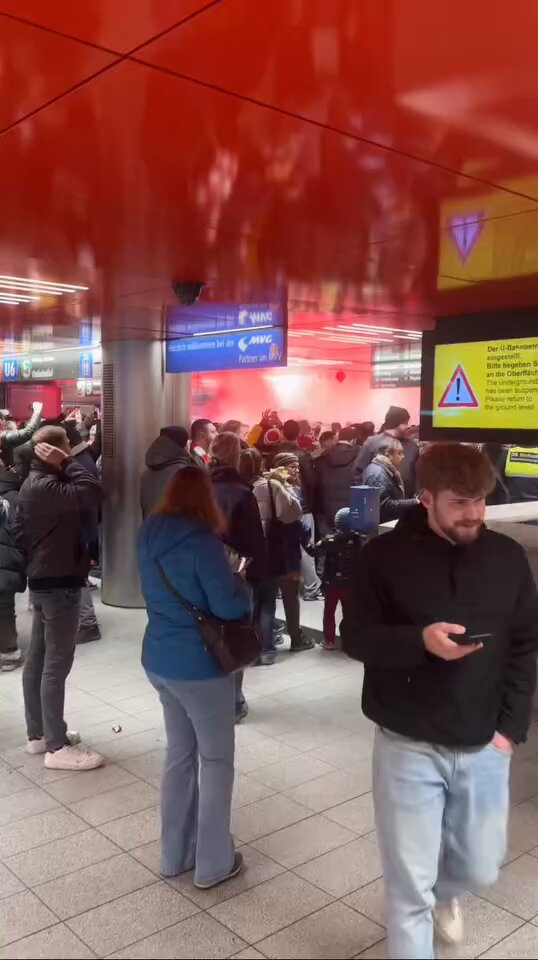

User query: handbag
[266,481,289,577]
[156,560,262,675]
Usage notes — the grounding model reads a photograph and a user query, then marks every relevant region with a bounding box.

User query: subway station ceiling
[1,0,538,361]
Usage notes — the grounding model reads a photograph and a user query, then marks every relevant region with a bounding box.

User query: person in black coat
[210,432,264,721]
[0,488,26,670]
[362,436,416,523]
[314,426,358,535]
[140,426,194,518]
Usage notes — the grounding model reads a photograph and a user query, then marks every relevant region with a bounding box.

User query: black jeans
[0,592,17,653]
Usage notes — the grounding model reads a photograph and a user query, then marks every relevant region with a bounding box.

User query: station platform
[1,593,538,959]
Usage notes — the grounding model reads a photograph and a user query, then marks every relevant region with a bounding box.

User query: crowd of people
[0,399,537,958]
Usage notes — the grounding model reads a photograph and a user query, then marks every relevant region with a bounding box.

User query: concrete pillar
[101,339,190,607]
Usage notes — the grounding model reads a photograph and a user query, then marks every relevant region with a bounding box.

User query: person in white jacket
[240,448,301,663]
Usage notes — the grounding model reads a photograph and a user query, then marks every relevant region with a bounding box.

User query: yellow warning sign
[433,336,538,430]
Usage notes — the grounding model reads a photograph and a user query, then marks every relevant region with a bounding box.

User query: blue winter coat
[138,514,251,681]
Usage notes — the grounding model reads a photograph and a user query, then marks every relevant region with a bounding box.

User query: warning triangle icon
[438,364,479,408]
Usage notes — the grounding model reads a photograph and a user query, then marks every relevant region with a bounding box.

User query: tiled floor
[1,594,538,958]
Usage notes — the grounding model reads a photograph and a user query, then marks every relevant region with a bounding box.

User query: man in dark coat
[345,443,538,958]
[0,494,26,670]
[353,405,419,496]
[140,426,194,518]
[314,426,357,535]
[362,436,417,523]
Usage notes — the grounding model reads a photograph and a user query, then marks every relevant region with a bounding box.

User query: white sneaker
[434,897,464,946]
[26,731,81,755]
[44,743,104,771]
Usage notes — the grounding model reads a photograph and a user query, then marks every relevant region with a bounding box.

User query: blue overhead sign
[166,301,283,337]
[166,326,287,374]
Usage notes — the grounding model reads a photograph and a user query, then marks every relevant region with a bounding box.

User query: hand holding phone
[423,622,483,662]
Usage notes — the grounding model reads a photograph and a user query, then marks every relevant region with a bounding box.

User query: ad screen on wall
[420,308,538,443]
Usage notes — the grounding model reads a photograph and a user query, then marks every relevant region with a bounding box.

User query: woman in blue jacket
[138,466,250,889]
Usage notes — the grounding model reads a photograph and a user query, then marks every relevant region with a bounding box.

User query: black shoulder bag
[156,560,261,675]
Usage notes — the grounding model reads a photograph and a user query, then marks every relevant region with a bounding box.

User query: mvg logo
[238,334,273,352]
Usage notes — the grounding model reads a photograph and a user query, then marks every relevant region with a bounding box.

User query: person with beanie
[141,426,194,518]
[352,406,419,496]
[307,507,365,649]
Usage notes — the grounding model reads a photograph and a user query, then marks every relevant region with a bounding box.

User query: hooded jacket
[138,514,250,680]
[140,435,194,518]
[345,505,538,747]
[362,458,416,523]
[314,442,357,529]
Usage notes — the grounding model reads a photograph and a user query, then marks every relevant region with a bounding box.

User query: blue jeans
[146,671,236,886]
[373,727,510,959]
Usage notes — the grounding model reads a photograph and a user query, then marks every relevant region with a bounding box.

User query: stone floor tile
[231,950,266,959]
[284,763,372,813]
[257,901,384,959]
[476,854,538,919]
[295,837,383,897]
[436,892,523,959]
[252,814,355,868]
[0,786,59,826]
[69,779,159,826]
[231,794,312,843]
[67,881,199,955]
[250,755,335,791]
[43,763,137,805]
[0,890,56,948]
[5,828,118,886]
[0,923,95,958]
[108,912,245,958]
[209,872,332,942]
[34,852,155,919]
[0,766,33,798]
[235,737,301,774]
[169,845,285,908]
[232,773,275,810]
[344,878,385,927]
[98,805,160,849]
[308,734,374,769]
[0,861,24,899]
[0,807,86,858]
[323,793,376,836]
[130,839,161,874]
[480,923,538,958]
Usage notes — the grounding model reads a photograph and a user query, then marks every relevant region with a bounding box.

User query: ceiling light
[0,293,40,302]
[0,274,88,292]
[0,298,23,305]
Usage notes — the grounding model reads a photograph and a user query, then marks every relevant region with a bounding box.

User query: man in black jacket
[14,426,104,772]
[352,405,419,496]
[140,426,194,518]
[346,443,538,959]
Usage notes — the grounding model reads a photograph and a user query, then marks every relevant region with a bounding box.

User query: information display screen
[421,309,538,443]
[433,336,538,430]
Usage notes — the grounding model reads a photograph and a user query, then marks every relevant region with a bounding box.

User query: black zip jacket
[308,531,366,587]
[13,458,102,589]
[345,505,538,746]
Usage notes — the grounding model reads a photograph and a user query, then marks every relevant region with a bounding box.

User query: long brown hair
[153,465,225,534]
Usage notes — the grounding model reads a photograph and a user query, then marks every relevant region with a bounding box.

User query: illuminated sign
[433,335,538,430]
[166,327,286,374]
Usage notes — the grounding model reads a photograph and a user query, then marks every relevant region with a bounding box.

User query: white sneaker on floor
[434,897,464,945]
[26,731,81,755]
[44,743,103,771]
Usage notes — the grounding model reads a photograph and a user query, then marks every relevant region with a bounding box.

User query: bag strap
[156,559,208,626]
[267,480,277,520]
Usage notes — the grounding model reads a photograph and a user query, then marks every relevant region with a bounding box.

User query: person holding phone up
[345,443,538,960]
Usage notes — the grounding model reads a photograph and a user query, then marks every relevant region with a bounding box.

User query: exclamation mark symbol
[456,376,461,401]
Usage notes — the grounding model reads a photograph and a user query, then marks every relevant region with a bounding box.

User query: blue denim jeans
[253,579,278,653]
[146,671,236,886]
[373,726,510,959]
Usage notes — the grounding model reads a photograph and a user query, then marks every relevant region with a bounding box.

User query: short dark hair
[331,422,342,433]
[417,443,495,497]
[383,406,410,430]
[191,418,213,441]
[282,419,300,441]
[319,430,335,446]
[239,446,264,480]
[339,426,356,443]
[34,425,69,450]
[222,419,241,435]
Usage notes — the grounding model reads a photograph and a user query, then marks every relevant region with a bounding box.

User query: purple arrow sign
[448,211,484,263]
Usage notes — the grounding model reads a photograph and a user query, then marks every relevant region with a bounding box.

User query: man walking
[346,443,538,959]
[14,426,104,771]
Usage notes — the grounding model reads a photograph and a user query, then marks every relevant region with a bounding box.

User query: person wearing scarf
[362,437,417,524]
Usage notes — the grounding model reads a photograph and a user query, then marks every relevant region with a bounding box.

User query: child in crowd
[308,508,365,649]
